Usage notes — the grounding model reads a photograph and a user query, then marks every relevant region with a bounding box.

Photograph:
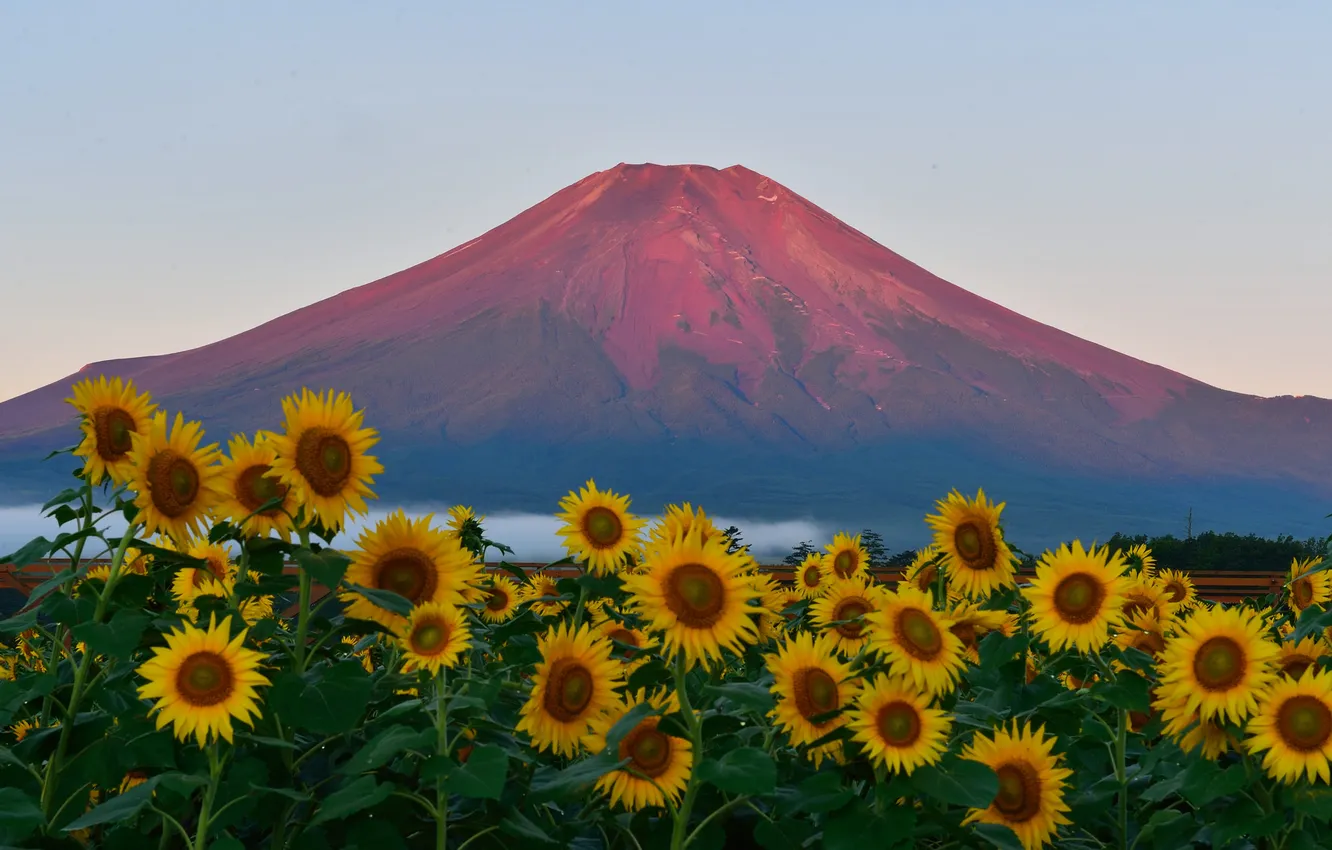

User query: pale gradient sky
[2,1,1329,404]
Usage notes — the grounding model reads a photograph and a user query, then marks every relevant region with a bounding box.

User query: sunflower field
[3,377,1332,850]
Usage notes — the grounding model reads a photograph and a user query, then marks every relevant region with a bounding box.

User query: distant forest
[764,528,1331,574]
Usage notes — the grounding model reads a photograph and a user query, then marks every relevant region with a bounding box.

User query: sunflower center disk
[1132,631,1166,657]
[794,668,839,721]
[296,428,353,496]
[1193,637,1246,691]
[1122,595,1152,620]
[1278,696,1332,751]
[582,507,623,548]
[1165,582,1186,603]
[993,762,1042,823]
[834,601,868,638]
[803,566,821,587]
[951,623,977,649]
[666,564,725,628]
[877,701,921,746]
[375,549,437,605]
[237,464,287,514]
[833,551,856,578]
[147,450,200,518]
[608,629,640,656]
[1283,658,1314,680]
[1053,573,1105,625]
[915,566,938,592]
[93,407,136,460]
[411,622,447,654]
[1294,579,1314,608]
[897,609,942,659]
[622,724,671,777]
[176,651,234,707]
[954,522,996,569]
[485,590,508,611]
[544,660,595,722]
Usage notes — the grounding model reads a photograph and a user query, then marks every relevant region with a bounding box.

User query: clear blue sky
[2,1,1329,403]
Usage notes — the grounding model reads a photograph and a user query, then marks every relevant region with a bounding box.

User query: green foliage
[6,408,1332,850]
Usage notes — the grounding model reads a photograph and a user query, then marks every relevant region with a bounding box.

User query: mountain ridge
[1,162,1328,541]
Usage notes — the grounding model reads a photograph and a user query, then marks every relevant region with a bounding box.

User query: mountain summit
[1,163,1328,541]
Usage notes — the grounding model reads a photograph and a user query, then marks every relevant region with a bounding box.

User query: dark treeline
[776,528,1331,574]
[1103,531,1326,573]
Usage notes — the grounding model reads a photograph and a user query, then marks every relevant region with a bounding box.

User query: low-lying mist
[0,504,830,564]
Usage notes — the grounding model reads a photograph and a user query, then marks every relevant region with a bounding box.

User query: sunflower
[820,532,869,583]
[1023,541,1130,654]
[398,602,472,675]
[169,539,237,604]
[1123,543,1156,578]
[1110,612,1168,662]
[1245,667,1332,783]
[902,545,942,595]
[215,433,296,540]
[84,546,151,586]
[747,573,788,643]
[925,489,1015,599]
[1147,569,1193,612]
[583,689,692,812]
[479,576,521,623]
[341,510,483,630]
[961,721,1073,850]
[767,631,857,744]
[1157,692,1234,760]
[239,593,275,627]
[776,589,806,625]
[647,502,720,550]
[848,674,951,775]
[447,505,483,537]
[523,572,570,618]
[67,376,158,486]
[1154,606,1280,725]
[1288,558,1332,615]
[947,601,1013,664]
[516,622,623,757]
[584,598,612,624]
[556,480,646,576]
[793,553,826,598]
[266,388,382,532]
[810,578,888,657]
[342,635,376,674]
[595,620,658,673]
[126,411,225,542]
[867,587,967,697]
[10,718,39,742]
[622,525,761,668]
[1277,635,1327,680]
[118,771,149,795]
[135,615,270,747]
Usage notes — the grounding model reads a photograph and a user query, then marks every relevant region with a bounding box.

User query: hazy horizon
[3,2,1331,404]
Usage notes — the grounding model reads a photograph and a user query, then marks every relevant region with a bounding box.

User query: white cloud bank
[0,504,828,564]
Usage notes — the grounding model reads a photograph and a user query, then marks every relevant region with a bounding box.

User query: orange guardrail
[0,559,1286,606]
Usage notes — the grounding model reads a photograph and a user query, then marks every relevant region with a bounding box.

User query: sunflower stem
[40,481,95,727]
[435,669,451,850]
[669,654,704,850]
[1114,707,1129,850]
[572,584,588,630]
[39,519,138,825]
[293,526,313,672]
[193,742,224,850]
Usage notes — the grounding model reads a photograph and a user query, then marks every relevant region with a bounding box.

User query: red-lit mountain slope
[1,163,1329,510]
